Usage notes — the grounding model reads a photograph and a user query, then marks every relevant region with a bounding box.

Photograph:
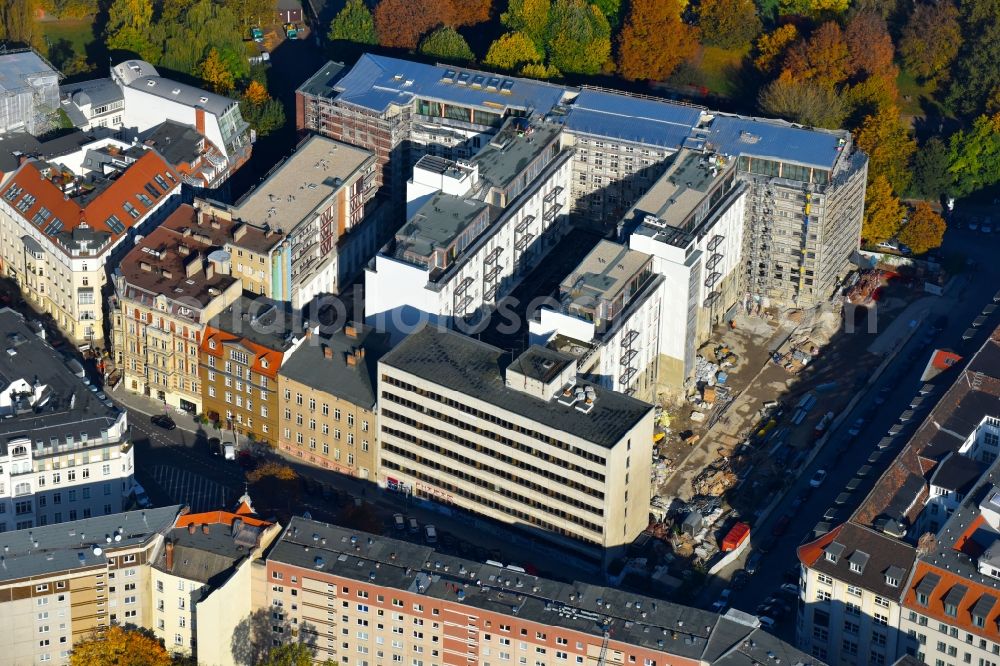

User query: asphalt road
[703,226,1000,643]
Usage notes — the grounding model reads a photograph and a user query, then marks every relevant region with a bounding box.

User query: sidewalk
[110,385,203,433]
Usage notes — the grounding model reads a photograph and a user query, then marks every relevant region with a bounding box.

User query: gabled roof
[0,150,179,254]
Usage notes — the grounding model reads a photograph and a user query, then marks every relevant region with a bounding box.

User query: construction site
[619,265,934,600]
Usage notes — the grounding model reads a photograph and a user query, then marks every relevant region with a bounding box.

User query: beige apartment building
[112,202,244,412]
[262,515,815,666]
[0,149,181,349]
[0,505,183,666]
[277,322,387,478]
[149,497,280,662]
[377,326,654,562]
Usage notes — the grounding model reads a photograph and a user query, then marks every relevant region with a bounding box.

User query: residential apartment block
[277,322,387,478]
[300,54,867,310]
[0,505,183,666]
[365,119,572,340]
[529,240,663,397]
[0,50,60,136]
[263,515,818,666]
[377,326,654,562]
[797,326,1000,665]
[199,297,307,446]
[229,135,379,307]
[0,147,181,348]
[110,59,252,172]
[111,202,245,412]
[0,307,135,531]
[149,497,280,661]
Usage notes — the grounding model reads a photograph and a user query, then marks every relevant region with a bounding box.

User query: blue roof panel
[706,115,845,170]
[564,89,702,148]
[334,54,567,116]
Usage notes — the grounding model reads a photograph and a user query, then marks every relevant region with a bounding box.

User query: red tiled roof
[0,151,178,249]
[201,326,285,379]
[797,524,844,567]
[904,561,1000,642]
[176,509,271,529]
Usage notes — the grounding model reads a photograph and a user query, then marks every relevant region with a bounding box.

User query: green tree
[898,202,947,254]
[484,31,542,70]
[862,175,905,244]
[199,47,235,94]
[546,0,610,75]
[149,0,249,82]
[519,61,560,78]
[617,0,699,81]
[757,74,847,128]
[590,0,621,26]
[697,0,761,49]
[328,0,377,44]
[947,0,1000,115]
[106,0,156,58]
[854,104,916,194]
[899,1,961,83]
[948,113,1000,196]
[259,642,314,666]
[501,0,551,52]
[418,26,474,61]
[0,0,40,46]
[912,137,953,199]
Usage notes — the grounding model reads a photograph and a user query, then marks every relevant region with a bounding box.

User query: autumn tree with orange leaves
[898,202,946,254]
[782,21,850,89]
[617,0,698,81]
[70,626,172,666]
[845,11,896,81]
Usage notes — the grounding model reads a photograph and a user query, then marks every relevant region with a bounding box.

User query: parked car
[847,418,865,437]
[758,616,776,630]
[809,469,828,488]
[393,513,406,531]
[150,414,176,430]
[408,517,419,534]
[771,514,792,536]
[745,552,763,575]
[780,583,800,596]
[424,524,438,544]
[732,570,749,590]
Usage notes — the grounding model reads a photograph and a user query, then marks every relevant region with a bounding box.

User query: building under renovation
[0,50,60,136]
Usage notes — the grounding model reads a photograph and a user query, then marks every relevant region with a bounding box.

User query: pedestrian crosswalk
[148,465,231,512]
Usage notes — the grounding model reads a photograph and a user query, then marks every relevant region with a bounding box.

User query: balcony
[543,186,564,204]
[619,367,637,387]
[620,348,638,366]
[485,247,503,265]
[704,291,721,308]
[514,233,534,253]
[707,234,725,252]
[453,294,473,314]
[704,271,721,289]
[483,265,502,283]
[706,253,723,273]
[454,277,474,295]
[515,216,535,235]
[621,329,639,348]
[542,203,563,223]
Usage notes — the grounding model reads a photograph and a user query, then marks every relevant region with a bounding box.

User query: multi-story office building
[560,88,703,223]
[797,327,1000,665]
[0,50,60,136]
[296,56,567,196]
[365,119,572,340]
[111,202,244,412]
[529,240,663,397]
[301,54,867,310]
[377,326,654,561]
[0,505,183,666]
[0,147,181,348]
[263,515,818,666]
[149,496,280,662]
[625,148,747,388]
[229,135,379,308]
[277,322,387,478]
[0,308,135,531]
[199,296,307,446]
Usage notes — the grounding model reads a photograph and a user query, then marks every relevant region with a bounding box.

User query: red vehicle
[772,514,792,536]
[721,521,751,552]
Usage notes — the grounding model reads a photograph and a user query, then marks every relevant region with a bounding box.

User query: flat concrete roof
[560,240,651,306]
[232,135,373,231]
[472,119,562,191]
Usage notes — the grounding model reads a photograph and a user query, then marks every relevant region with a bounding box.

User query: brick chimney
[345,324,357,339]
[202,524,210,535]
[187,523,196,534]
[165,540,175,571]
[323,346,332,360]
[346,352,357,367]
